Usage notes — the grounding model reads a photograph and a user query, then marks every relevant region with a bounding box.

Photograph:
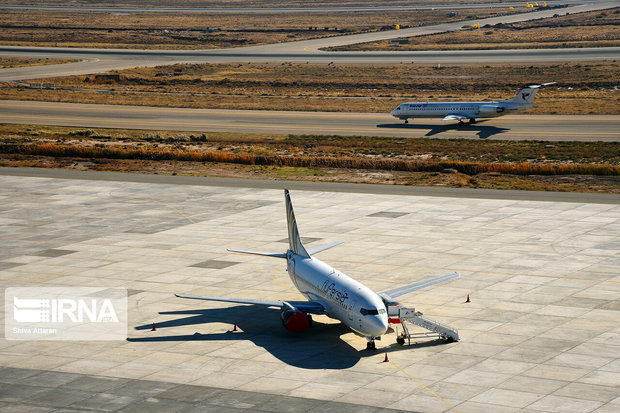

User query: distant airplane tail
[285,189,310,257]
[503,82,556,104]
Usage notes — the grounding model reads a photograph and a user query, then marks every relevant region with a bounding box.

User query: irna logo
[13,297,119,323]
[6,287,127,341]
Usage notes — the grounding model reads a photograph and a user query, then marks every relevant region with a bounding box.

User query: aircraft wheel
[306,314,313,327]
[469,119,476,124]
[396,336,405,346]
[366,341,376,351]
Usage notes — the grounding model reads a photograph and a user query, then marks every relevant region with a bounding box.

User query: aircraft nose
[370,315,388,336]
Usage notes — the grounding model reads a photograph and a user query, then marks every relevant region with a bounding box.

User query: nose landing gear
[366,337,376,350]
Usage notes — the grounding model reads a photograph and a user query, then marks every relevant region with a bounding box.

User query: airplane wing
[378,272,459,299]
[175,294,326,314]
[442,114,468,121]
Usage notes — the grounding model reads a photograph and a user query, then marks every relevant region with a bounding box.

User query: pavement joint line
[348,332,462,413]
[389,357,462,413]
[2,236,618,284]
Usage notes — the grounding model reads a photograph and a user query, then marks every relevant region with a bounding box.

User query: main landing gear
[404,119,409,124]
[458,119,476,126]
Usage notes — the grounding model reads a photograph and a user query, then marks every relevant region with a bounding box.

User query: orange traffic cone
[466,294,471,303]
[151,323,156,331]
[383,353,389,362]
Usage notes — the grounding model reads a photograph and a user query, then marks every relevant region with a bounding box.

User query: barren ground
[328,8,620,50]
[3,62,618,115]
[0,7,519,49]
[1,124,618,193]
[0,56,77,68]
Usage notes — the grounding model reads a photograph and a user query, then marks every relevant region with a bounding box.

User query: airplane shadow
[128,305,448,369]
[129,305,362,369]
[377,120,510,139]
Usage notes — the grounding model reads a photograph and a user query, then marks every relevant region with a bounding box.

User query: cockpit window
[360,308,386,316]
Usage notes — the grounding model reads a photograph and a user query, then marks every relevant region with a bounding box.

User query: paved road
[2,100,619,141]
[2,167,619,203]
[0,1,595,13]
[0,3,618,81]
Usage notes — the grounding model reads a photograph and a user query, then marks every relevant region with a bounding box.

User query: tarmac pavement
[0,174,618,412]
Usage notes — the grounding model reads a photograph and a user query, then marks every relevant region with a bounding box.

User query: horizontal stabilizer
[526,82,557,89]
[307,241,344,256]
[227,248,286,259]
[442,114,468,121]
[379,272,460,299]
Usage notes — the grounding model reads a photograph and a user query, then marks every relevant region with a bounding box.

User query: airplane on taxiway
[176,190,459,350]
[390,82,556,125]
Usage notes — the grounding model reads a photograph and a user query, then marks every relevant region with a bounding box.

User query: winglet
[285,189,310,257]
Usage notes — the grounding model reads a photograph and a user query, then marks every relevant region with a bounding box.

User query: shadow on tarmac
[377,120,510,139]
[128,305,447,369]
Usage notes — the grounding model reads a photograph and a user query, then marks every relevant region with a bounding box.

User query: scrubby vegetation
[1,125,618,192]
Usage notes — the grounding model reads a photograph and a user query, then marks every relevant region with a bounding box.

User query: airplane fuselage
[286,251,388,337]
[391,100,529,121]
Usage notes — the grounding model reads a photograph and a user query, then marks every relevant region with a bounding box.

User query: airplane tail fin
[504,82,556,104]
[285,189,310,257]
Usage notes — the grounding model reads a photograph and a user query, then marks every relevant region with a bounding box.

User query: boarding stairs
[387,304,459,345]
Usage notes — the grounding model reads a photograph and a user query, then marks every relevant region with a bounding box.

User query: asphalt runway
[0,1,592,13]
[2,100,619,141]
[0,2,618,81]
[0,172,618,412]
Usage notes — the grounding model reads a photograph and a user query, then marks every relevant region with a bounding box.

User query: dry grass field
[0,1,509,7]
[0,7,518,49]
[330,8,620,50]
[4,62,618,115]
[1,124,618,192]
[0,56,76,68]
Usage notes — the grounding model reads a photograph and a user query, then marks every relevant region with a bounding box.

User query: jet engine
[281,309,311,333]
[478,105,505,117]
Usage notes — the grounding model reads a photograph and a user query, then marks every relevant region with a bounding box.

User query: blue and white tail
[285,189,309,257]
[503,82,556,104]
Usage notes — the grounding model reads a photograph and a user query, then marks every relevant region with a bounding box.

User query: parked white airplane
[390,83,556,125]
[176,190,459,350]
